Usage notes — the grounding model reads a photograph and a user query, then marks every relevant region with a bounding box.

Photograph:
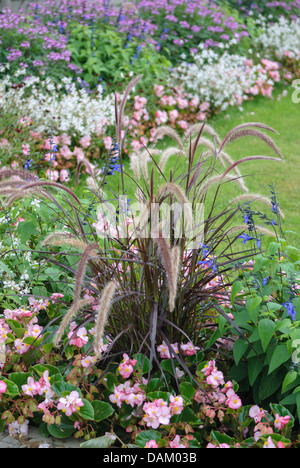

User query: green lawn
[112,87,300,249]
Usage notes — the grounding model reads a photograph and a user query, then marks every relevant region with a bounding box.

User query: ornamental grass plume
[198,174,245,197]
[230,194,285,219]
[75,158,96,186]
[41,232,91,251]
[159,147,181,172]
[50,243,98,346]
[94,281,117,357]
[153,126,184,149]
[185,123,222,145]
[227,224,277,238]
[130,154,141,181]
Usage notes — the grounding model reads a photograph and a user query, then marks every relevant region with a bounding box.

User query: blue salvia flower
[24,159,32,170]
[200,244,210,257]
[124,33,132,49]
[282,301,296,321]
[104,143,121,176]
[198,259,213,269]
[256,238,261,249]
[238,233,253,244]
[271,203,279,214]
[263,277,268,287]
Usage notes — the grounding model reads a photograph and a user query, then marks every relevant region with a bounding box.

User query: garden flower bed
[0,0,300,450]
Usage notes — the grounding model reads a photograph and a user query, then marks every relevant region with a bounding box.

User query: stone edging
[0,427,81,448]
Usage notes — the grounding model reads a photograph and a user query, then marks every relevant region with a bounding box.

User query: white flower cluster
[255,17,300,60]
[169,48,272,111]
[0,75,116,137]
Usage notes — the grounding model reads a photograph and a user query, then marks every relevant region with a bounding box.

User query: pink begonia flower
[180,342,200,356]
[201,360,216,376]
[109,386,126,408]
[60,169,70,182]
[11,160,19,169]
[26,323,43,338]
[211,391,226,405]
[222,381,233,393]
[261,59,280,71]
[59,145,73,160]
[67,322,88,348]
[177,120,189,130]
[57,391,84,416]
[190,96,200,108]
[235,94,243,106]
[145,440,159,448]
[226,394,242,410]
[177,97,188,109]
[277,441,285,448]
[42,136,59,150]
[261,85,273,98]
[283,72,293,80]
[50,293,64,303]
[207,442,230,448]
[169,109,179,122]
[157,342,170,359]
[14,338,30,355]
[133,111,142,121]
[22,143,30,155]
[196,112,206,121]
[199,102,210,112]
[46,169,59,181]
[175,367,185,379]
[169,395,184,415]
[154,84,164,97]
[104,136,113,151]
[44,153,58,166]
[158,406,172,425]
[122,354,137,367]
[249,405,265,423]
[160,95,176,107]
[8,420,29,436]
[170,435,185,448]
[155,110,168,125]
[126,392,145,408]
[22,377,42,397]
[263,436,276,448]
[274,414,291,430]
[131,140,142,152]
[118,362,134,379]
[206,370,225,388]
[73,146,85,161]
[245,59,254,67]
[0,380,7,394]
[79,134,91,149]
[59,133,71,146]
[81,355,97,368]
[38,371,51,393]
[269,70,280,82]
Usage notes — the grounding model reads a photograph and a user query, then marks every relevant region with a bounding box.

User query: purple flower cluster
[7,49,22,62]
